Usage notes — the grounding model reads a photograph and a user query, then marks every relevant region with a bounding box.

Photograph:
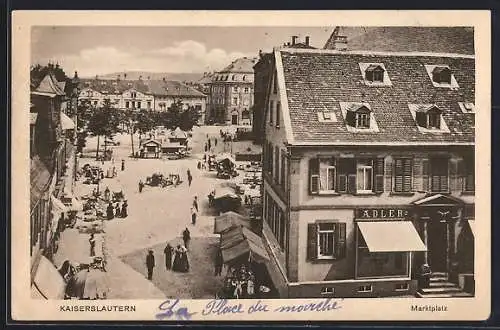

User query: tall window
[233,86,238,93]
[269,101,274,124]
[232,97,238,106]
[464,156,475,192]
[276,102,281,128]
[274,146,280,183]
[318,223,335,259]
[428,111,441,129]
[357,159,373,193]
[319,158,336,192]
[394,158,413,193]
[137,101,141,109]
[147,101,151,109]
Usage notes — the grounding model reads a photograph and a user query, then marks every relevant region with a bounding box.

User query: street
[56,125,251,299]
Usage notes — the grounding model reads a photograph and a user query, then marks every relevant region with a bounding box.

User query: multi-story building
[208,57,258,125]
[78,77,207,124]
[30,71,79,285]
[260,47,475,298]
[253,36,316,144]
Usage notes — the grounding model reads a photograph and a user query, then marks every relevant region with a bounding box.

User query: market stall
[214,211,252,234]
[213,188,242,213]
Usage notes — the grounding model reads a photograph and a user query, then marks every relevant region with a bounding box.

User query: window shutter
[384,157,393,192]
[335,223,347,259]
[456,158,465,191]
[394,158,404,192]
[403,158,412,192]
[309,158,319,194]
[374,157,384,193]
[422,159,429,192]
[416,112,427,128]
[348,174,357,194]
[307,223,318,261]
[345,110,356,127]
[337,174,347,192]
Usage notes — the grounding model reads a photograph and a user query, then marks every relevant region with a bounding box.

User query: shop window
[357,285,372,293]
[430,157,449,193]
[306,222,346,261]
[321,287,335,295]
[356,227,409,278]
[394,158,413,193]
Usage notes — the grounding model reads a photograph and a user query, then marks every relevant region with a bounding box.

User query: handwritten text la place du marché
[201,298,343,316]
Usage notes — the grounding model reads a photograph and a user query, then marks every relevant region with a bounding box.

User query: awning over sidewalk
[32,256,66,299]
[214,211,251,234]
[30,156,52,210]
[358,221,427,253]
[61,112,75,130]
[220,226,270,264]
[468,220,475,237]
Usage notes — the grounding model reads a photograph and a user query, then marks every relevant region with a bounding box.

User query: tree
[179,106,200,131]
[87,99,120,159]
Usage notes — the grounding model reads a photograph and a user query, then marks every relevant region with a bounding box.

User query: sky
[31,26,335,77]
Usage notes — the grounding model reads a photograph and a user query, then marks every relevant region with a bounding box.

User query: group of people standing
[218,264,257,299]
[106,200,128,220]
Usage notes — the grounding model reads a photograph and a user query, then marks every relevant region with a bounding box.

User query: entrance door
[427,220,448,272]
[232,114,238,125]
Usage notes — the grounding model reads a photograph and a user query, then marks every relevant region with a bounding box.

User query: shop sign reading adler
[356,207,411,220]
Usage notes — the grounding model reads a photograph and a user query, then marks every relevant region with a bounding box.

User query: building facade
[260,48,475,298]
[208,57,257,125]
[30,72,78,283]
[78,78,207,124]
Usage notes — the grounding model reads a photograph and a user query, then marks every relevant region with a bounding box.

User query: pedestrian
[187,169,192,186]
[203,153,207,162]
[214,138,217,147]
[172,245,182,272]
[208,139,211,151]
[164,243,173,270]
[106,202,114,220]
[120,200,128,218]
[121,159,125,171]
[197,161,201,170]
[191,206,197,225]
[146,250,155,280]
[89,234,96,257]
[104,187,110,201]
[139,180,144,193]
[115,202,121,218]
[204,144,208,153]
[193,196,198,213]
[214,249,223,276]
[182,227,191,250]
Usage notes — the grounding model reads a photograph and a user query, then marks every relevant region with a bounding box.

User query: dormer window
[365,65,384,83]
[359,63,391,86]
[459,102,475,114]
[346,105,371,129]
[408,104,450,133]
[424,65,459,89]
[339,102,379,133]
[432,66,451,84]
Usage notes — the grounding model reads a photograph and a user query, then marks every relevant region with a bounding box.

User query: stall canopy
[32,256,66,299]
[357,221,427,252]
[220,226,269,264]
[60,112,76,130]
[216,153,236,165]
[214,188,240,200]
[214,211,251,234]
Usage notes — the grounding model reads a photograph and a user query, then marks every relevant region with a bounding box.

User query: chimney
[334,35,348,51]
[305,36,310,46]
[291,35,298,45]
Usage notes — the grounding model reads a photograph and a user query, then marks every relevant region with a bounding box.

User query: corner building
[260,48,475,298]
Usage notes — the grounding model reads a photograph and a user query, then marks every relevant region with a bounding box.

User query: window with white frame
[233,86,238,93]
[244,87,249,93]
[356,112,370,128]
[317,223,336,259]
[232,97,238,105]
[356,159,373,193]
[358,285,373,293]
[319,158,336,193]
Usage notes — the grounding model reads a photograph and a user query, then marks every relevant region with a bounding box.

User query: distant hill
[85,71,204,83]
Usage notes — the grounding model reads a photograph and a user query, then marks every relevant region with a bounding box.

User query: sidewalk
[53,228,104,267]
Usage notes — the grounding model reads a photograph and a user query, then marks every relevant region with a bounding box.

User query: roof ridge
[279,47,475,59]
